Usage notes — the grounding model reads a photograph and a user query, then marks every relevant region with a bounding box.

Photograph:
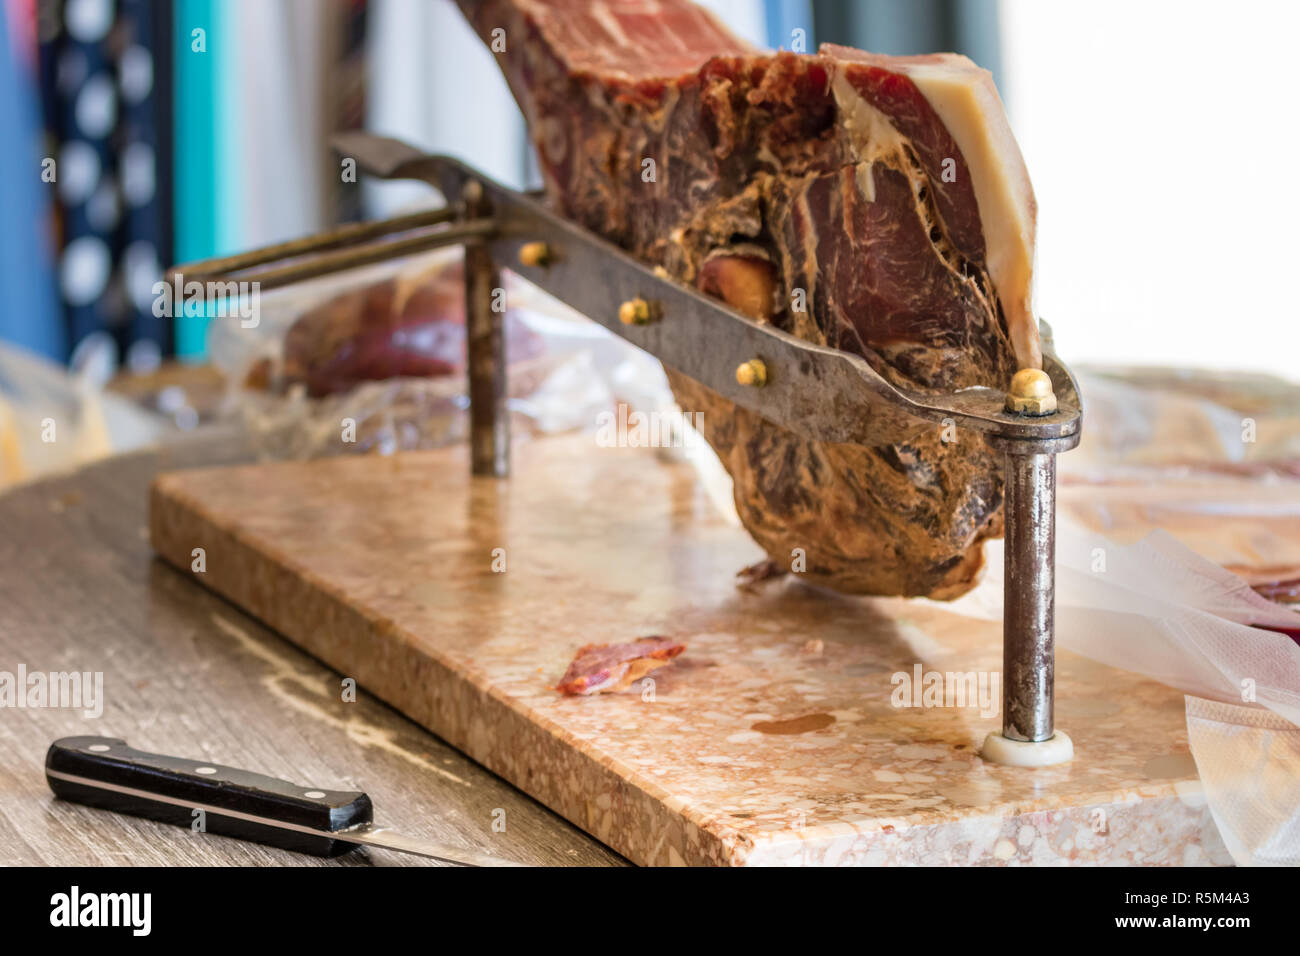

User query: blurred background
[1,0,1297,487]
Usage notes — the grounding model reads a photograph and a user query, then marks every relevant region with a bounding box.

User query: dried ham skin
[457,0,1040,598]
[556,637,687,695]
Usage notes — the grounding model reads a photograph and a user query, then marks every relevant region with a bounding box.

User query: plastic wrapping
[207,249,676,460]
[1186,697,1300,867]
[0,341,165,490]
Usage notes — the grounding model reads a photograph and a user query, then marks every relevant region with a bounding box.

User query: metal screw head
[735,359,768,387]
[1005,367,1057,415]
[460,180,484,205]
[518,241,550,267]
[618,297,653,325]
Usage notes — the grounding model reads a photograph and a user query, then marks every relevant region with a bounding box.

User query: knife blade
[45,736,522,866]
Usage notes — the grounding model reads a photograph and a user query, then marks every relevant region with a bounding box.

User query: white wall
[1000,0,1300,380]
[365,0,528,215]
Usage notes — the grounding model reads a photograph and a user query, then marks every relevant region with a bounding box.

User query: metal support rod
[462,181,509,477]
[183,219,495,293]
[175,207,458,276]
[1001,449,1057,742]
[170,210,497,294]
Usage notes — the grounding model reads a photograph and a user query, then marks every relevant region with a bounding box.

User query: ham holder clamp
[177,131,1082,767]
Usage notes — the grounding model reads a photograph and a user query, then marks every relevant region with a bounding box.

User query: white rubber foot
[980,730,1074,767]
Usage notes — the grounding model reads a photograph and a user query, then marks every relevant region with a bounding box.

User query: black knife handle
[46,736,372,857]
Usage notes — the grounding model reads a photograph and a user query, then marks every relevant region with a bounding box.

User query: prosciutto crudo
[456,0,1042,598]
[556,637,687,695]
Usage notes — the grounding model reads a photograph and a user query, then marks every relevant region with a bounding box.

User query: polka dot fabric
[38,0,171,369]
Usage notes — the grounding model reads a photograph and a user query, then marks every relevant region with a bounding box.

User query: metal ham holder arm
[175,133,1083,766]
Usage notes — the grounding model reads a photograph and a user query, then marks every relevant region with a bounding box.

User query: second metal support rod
[990,365,1069,756]
[1001,449,1057,742]
[462,181,510,478]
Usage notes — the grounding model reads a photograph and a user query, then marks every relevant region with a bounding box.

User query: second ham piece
[457,0,1040,600]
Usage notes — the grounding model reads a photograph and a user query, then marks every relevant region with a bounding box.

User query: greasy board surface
[149,434,1229,866]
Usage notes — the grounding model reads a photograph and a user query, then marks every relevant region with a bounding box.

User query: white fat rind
[897,57,1040,369]
[832,56,1041,370]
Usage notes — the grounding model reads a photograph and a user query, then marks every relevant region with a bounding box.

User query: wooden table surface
[0,429,624,866]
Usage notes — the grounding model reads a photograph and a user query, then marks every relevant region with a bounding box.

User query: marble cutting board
[148,433,1228,866]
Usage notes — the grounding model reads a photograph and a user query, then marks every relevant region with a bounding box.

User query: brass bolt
[735,359,768,387]
[618,297,654,325]
[518,241,550,267]
[1005,367,1057,416]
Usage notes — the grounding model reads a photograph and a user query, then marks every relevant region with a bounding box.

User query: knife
[45,736,523,866]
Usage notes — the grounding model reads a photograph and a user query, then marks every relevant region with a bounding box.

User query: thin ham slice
[556,636,687,695]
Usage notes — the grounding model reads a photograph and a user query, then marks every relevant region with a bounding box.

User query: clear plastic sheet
[208,249,675,461]
[1186,697,1300,867]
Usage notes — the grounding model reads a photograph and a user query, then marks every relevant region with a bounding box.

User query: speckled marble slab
[149,435,1230,866]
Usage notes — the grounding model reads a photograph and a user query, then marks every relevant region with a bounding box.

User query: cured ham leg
[457,0,1041,598]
